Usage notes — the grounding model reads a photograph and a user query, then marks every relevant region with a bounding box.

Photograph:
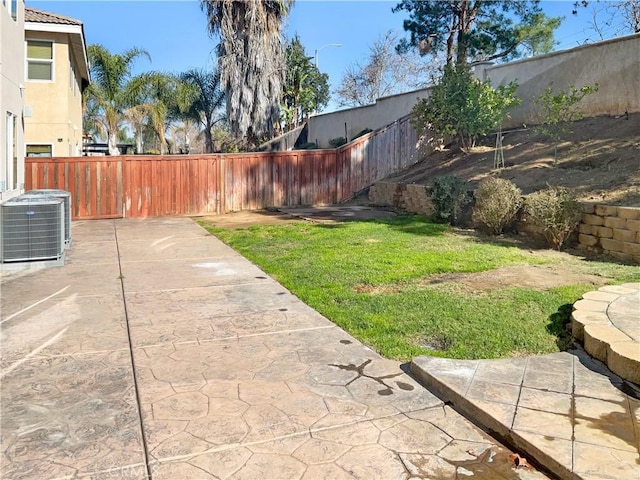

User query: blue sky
[27,0,627,112]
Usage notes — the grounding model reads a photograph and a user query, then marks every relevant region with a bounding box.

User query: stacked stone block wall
[369,182,433,215]
[578,205,640,264]
[370,182,640,264]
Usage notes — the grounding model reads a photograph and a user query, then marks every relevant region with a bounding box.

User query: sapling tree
[534,82,599,164]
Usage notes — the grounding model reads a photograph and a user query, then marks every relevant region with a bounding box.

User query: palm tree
[200,0,293,146]
[178,68,225,153]
[121,72,178,155]
[84,45,151,155]
[123,104,149,154]
[144,73,179,155]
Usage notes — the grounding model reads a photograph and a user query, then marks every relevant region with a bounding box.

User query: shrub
[329,136,347,148]
[352,128,373,140]
[427,175,471,225]
[473,178,522,235]
[298,142,318,150]
[411,64,520,151]
[524,186,583,250]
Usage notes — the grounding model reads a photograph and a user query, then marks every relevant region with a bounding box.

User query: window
[27,40,54,81]
[26,144,53,157]
[10,0,17,21]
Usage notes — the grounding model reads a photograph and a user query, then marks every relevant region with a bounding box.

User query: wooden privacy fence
[26,115,430,220]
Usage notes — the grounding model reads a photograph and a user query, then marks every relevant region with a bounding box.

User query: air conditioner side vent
[1,196,65,263]
[23,190,72,248]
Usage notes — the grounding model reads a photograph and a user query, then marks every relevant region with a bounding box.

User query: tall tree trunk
[204,124,214,153]
[446,14,457,64]
[108,132,119,156]
[135,127,143,154]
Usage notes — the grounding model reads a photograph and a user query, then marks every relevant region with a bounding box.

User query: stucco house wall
[1,0,26,201]
[23,7,89,158]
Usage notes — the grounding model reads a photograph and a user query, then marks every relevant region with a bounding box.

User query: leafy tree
[534,82,599,163]
[393,1,562,65]
[200,0,293,146]
[411,64,520,151]
[177,68,225,153]
[83,45,151,155]
[283,35,330,129]
[122,72,177,154]
[335,30,434,107]
[573,0,639,39]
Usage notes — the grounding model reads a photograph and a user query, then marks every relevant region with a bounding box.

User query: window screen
[27,145,53,157]
[27,41,53,81]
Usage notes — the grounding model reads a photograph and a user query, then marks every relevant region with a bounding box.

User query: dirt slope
[384,113,640,206]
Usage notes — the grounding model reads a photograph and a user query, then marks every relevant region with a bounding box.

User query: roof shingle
[25,6,83,26]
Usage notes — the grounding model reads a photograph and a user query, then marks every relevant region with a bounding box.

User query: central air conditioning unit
[0,196,65,263]
[24,189,72,248]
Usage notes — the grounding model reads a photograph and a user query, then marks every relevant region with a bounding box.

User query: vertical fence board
[24,117,424,219]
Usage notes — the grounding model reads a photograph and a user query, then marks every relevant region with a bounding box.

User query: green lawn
[201,215,639,361]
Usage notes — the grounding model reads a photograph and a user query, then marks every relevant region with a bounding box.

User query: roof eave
[25,21,91,85]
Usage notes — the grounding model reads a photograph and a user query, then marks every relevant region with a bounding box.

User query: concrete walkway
[1,217,549,480]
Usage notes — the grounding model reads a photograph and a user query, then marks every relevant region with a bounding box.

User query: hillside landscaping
[385,113,640,206]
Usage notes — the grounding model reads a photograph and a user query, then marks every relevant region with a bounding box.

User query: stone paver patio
[1,217,550,480]
[571,283,640,384]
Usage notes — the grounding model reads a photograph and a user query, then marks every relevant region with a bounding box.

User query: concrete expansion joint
[3,217,632,480]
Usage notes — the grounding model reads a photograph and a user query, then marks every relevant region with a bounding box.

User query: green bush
[472,178,522,235]
[524,186,583,250]
[352,128,373,140]
[298,142,318,150]
[427,175,471,225]
[329,136,347,148]
[411,64,520,151]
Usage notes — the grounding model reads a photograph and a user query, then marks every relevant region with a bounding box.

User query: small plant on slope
[534,82,599,164]
[329,136,347,148]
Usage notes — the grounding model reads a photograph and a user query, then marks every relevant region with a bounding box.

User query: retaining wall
[578,204,640,263]
[369,182,433,215]
[370,182,640,264]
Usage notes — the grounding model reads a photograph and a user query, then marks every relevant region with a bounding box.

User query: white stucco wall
[309,33,640,148]
[479,33,640,127]
[308,88,431,148]
[0,0,26,201]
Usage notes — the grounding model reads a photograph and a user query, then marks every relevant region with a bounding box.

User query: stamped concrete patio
[1,217,551,480]
[1,219,544,480]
